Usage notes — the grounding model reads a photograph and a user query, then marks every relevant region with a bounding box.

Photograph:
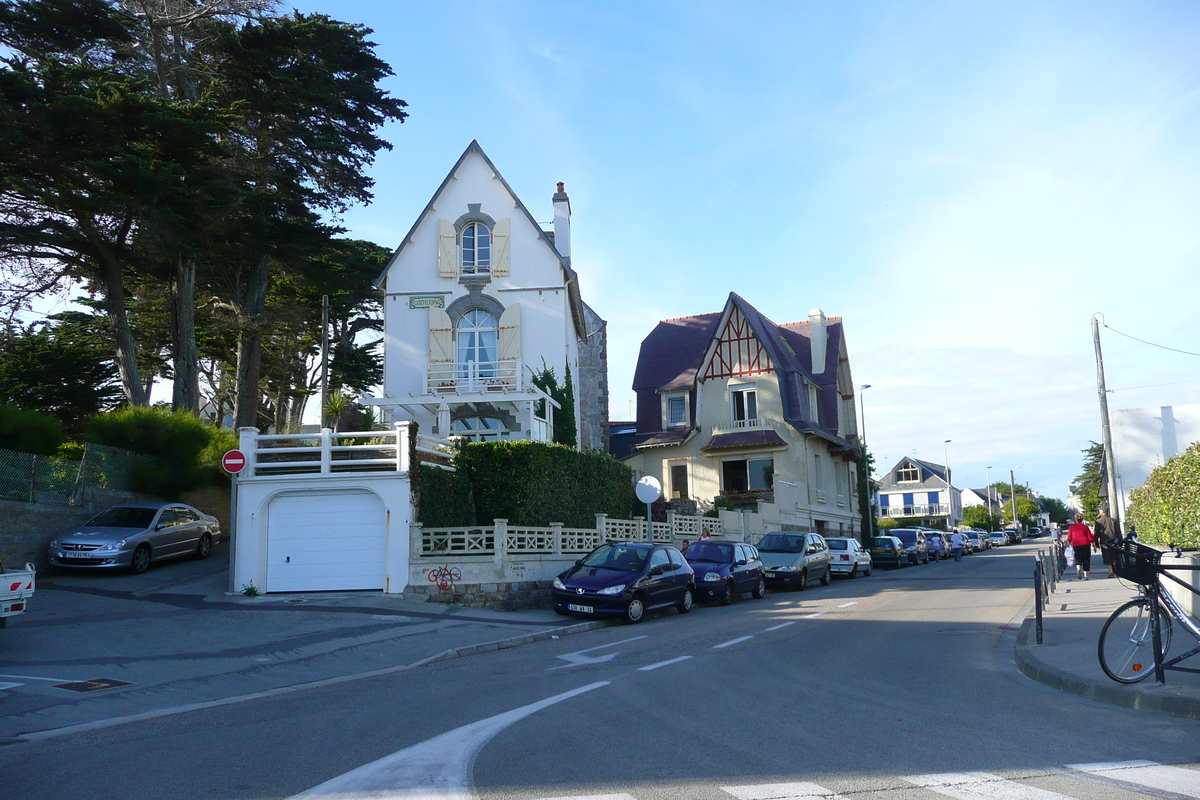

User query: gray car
[757,531,833,590]
[49,502,221,574]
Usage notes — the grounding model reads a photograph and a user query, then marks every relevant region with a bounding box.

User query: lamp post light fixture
[859,384,873,539]
[943,439,952,529]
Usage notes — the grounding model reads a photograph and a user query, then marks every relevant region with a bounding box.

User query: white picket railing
[426,359,522,394]
[237,424,411,477]
[881,504,950,517]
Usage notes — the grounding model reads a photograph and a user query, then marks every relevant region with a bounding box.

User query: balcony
[711,415,787,434]
[881,504,950,518]
[425,360,523,395]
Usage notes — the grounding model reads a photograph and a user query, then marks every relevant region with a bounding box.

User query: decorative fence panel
[506,526,556,554]
[421,526,494,554]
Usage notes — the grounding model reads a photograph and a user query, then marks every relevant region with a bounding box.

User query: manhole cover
[937,628,990,636]
[54,678,132,693]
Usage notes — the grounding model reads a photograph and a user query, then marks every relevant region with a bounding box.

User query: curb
[409,618,616,666]
[1013,615,1200,722]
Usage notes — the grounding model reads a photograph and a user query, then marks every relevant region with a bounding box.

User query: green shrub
[0,403,66,455]
[457,440,632,527]
[1127,443,1200,549]
[81,407,233,498]
[876,517,898,529]
[416,464,474,527]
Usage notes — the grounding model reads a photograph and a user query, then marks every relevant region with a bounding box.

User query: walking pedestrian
[1065,513,1095,580]
[1094,507,1121,578]
[949,530,966,562]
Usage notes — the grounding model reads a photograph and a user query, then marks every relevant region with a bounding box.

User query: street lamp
[1009,466,1022,532]
[859,384,873,539]
[986,465,993,532]
[943,439,952,530]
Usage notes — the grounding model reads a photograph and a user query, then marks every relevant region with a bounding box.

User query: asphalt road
[3,543,1198,800]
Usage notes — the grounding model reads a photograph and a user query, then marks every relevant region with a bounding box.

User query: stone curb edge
[409,618,616,666]
[1013,615,1200,722]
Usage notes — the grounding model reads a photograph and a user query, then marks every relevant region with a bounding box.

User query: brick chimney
[552,182,571,264]
[808,308,827,373]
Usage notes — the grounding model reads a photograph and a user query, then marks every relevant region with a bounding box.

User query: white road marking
[548,635,649,670]
[638,656,693,671]
[289,681,608,799]
[837,601,857,608]
[904,771,1076,799]
[1067,759,1200,797]
[0,673,76,682]
[713,636,754,649]
[762,621,796,632]
[803,611,827,619]
[0,682,23,691]
[535,794,635,800]
[721,780,844,798]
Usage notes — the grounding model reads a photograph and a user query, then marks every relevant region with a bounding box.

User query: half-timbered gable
[701,307,774,380]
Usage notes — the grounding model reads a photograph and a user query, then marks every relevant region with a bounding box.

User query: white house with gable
[364,141,608,449]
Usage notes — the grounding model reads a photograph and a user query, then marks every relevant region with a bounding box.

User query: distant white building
[1112,403,1200,519]
[875,457,962,530]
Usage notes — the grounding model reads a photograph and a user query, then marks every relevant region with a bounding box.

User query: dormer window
[664,392,688,428]
[897,464,920,483]
[461,222,491,274]
[808,382,820,425]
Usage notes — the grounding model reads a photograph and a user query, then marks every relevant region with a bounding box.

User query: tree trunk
[234,256,271,428]
[171,257,200,413]
[99,254,148,406]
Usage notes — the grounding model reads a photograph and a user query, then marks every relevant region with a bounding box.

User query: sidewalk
[1014,567,1200,721]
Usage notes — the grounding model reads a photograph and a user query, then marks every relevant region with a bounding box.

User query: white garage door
[266,491,386,592]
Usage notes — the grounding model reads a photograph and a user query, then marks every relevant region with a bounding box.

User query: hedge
[0,403,66,456]
[1127,443,1200,549]
[421,440,632,528]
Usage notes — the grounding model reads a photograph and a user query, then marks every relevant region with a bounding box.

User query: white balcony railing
[711,415,784,434]
[426,359,522,395]
[881,504,950,518]
[237,424,412,477]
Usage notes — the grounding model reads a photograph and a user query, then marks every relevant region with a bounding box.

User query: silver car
[49,502,221,574]
[757,531,833,590]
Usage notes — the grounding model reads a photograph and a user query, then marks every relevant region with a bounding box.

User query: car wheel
[752,577,766,599]
[848,564,858,579]
[718,580,733,606]
[130,544,152,574]
[677,587,694,614]
[622,594,646,624]
[820,566,831,586]
[864,564,872,577]
[194,533,213,560]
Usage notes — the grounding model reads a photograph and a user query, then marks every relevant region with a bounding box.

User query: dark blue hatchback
[683,541,767,604]
[551,542,695,624]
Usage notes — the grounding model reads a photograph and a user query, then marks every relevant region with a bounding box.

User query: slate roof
[878,457,955,491]
[630,293,853,452]
[636,428,695,449]
[701,430,788,451]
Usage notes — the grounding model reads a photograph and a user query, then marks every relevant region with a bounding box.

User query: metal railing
[881,504,951,517]
[0,444,146,506]
[1033,539,1065,644]
[425,359,522,394]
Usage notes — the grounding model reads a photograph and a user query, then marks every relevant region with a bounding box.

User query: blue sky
[294,2,1198,498]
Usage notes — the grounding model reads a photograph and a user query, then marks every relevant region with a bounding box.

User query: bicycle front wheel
[1098,598,1174,683]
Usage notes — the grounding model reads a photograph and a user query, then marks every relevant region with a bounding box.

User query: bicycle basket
[1107,539,1162,585]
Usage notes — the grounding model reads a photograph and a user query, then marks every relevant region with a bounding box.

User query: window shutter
[497,304,521,387]
[437,219,457,278]
[491,218,511,277]
[428,306,454,363]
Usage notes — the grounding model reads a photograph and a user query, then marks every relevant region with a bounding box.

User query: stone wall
[1,501,102,570]
[405,580,552,611]
[180,485,232,540]
[577,302,609,453]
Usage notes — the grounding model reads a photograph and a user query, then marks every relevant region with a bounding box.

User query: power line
[1107,377,1200,392]
[1103,323,1200,357]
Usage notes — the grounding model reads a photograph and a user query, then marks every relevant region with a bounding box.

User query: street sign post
[221,450,247,474]
[221,449,247,594]
[635,476,662,543]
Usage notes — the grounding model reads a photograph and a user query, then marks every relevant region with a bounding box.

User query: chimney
[552,182,571,264]
[808,308,827,373]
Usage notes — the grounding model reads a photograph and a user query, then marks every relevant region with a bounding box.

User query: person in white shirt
[949,531,967,562]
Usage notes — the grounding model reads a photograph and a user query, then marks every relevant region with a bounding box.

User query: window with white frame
[897,463,920,483]
[664,393,688,428]
[730,384,758,425]
[456,309,498,377]
[461,222,491,274]
[669,461,689,500]
[451,416,509,442]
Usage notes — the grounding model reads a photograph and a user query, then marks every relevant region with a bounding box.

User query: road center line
[638,656,693,671]
[713,635,754,649]
[762,621,796,632]
[837,601,858,608]
[803,611,827,618]
[0,673,77,682]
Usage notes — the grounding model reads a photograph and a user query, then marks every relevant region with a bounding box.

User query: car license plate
[765,572,775,578]
[65,551,96,558]
[567,603,592,613]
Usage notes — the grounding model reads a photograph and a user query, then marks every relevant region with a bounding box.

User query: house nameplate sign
[409,295,445,309]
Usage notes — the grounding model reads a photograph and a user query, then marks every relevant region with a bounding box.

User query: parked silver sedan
[49,502,221,574]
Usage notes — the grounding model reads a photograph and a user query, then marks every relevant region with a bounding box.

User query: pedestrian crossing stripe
[521,760,1200,800]
[1068,759,1200,799]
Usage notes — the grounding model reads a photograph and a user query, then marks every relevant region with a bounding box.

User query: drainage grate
[54,678,133,693]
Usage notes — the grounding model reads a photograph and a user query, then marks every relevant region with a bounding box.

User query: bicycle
[1097,538,1200,684]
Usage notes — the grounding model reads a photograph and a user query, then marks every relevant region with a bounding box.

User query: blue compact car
[552,542,695,624]
[683,540,766,604]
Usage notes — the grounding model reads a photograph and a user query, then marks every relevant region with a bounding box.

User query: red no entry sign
[221,449,247,474]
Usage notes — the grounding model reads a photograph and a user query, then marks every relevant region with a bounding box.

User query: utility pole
[1010,469,1019,531]
[859,384,873,541]
[986,466,993,532]
[320,294,330,430]
[943,439,952,530]
[1091,314,1121,528]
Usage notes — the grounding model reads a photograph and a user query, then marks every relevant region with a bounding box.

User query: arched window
[456,309,498,376]
[461,222,491,274]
